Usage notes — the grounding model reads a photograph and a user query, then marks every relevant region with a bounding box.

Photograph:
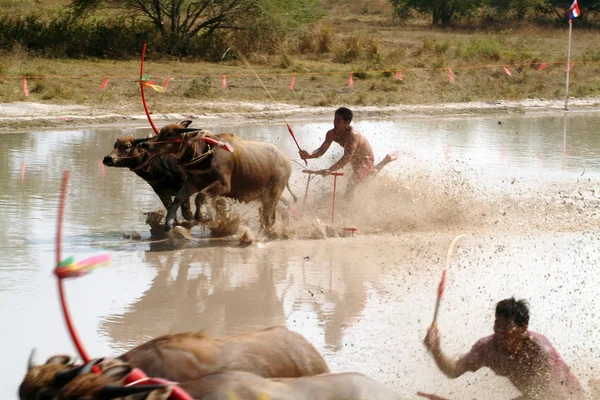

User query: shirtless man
[423,297,583,400]
[299,107,396,198]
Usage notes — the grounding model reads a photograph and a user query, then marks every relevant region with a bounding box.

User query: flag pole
[564,19,573,111]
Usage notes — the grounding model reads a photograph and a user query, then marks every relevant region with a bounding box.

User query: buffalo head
[141,120,202,157]
[103,135,150,168]
[57,360,169,400]
[19,349,100,400]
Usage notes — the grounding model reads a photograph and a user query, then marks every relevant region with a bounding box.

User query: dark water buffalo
[103,135,193,221]
[20,326,329,400]
[58,363,401,400]
[140,120,294,233]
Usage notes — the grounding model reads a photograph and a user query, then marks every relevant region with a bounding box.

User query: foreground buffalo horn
[27,348,38,371]
[99,384,168,399]
[53,358,103,387]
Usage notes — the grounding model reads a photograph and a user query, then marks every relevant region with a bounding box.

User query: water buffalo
[20,326,329,400]
[58,362,402,400]
[140,120,294,233]
[103,135,193,221]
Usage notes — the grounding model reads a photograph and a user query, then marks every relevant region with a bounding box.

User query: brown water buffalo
[58,362,401,400]
[140,120,294,233]
[103,135,193,221]
[20,326,329,400]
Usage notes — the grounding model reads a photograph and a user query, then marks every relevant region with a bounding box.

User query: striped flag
[570,0,580,20]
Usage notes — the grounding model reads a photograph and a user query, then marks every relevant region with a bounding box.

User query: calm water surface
[1,111,600,398]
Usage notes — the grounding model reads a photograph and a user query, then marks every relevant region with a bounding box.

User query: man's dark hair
[496,297,529,327]
[335,107,353,123]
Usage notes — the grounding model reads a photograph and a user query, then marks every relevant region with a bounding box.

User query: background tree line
[0,0,599,60]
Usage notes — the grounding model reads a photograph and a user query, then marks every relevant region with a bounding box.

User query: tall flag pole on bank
[565,0,581,110]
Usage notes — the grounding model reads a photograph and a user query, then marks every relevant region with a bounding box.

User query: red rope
[56,170,92,363]
[140,43,159,135]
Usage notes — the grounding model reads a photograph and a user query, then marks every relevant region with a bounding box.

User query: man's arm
[299,131,333,160]
[424,325,476,379]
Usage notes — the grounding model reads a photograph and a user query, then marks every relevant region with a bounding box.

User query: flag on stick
[537,62,548,70]
[503,65,512,76]
[100,78,109,90]
[222,75,227,89]
[395,71,403,81]
[448,68,455,84]
[288,75,295,90]
[348,73,354,87]
[570,0,580,20]
[565,62,575,72]
[23,77,29,97]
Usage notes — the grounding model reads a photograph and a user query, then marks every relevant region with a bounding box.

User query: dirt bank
[2,96,600,132]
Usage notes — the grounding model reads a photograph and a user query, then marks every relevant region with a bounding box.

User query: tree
[69,0,323,54]
[389,0,479,26]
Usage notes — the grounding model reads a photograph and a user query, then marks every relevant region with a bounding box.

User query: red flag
[221,75,227,89]
[537,62,548,70]
[348,73,354,87]
[162,77,170,89]
[288,74,295,90]
[20,160,26,180]
[448,68,455,84]
[394,71,403,81]
[565,62,575,72]
[23,77,28,97]
[503,65,512,76]
[100,77,109,90]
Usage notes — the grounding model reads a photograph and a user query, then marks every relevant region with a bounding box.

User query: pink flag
[20,160,26,180]
[288,74,295,90]
[23,77,28,97]
[448,68,455,84]
[503,65,512,76]
[221,75,227,89]
[100,77,109,90]
[394,71,403,81]
[348,73,354,87]
[162,77,170,89]
[565,62,575,72]
[98,160,106,176]
[537,62,548,70]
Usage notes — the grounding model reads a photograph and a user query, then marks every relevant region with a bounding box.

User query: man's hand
[299,150,311,159]
[424,324,441,353]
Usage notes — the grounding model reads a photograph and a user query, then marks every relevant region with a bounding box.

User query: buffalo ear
[178,119,193,128]
[46,355,71,365]
[102,364,133,383]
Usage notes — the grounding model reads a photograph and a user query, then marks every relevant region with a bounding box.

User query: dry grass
[1,7,600,114]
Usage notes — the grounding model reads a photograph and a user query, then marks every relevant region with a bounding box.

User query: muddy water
[1,111,600,398]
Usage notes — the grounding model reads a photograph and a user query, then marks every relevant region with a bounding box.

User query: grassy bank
[1,10,600,116]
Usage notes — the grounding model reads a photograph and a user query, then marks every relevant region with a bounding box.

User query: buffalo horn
[98,384,167,399]
[175,128,202,133]
[27,348,38,371]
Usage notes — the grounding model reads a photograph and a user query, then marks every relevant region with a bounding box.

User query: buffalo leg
[165,181,198,231]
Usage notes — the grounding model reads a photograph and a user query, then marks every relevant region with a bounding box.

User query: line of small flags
[17,61,578,97]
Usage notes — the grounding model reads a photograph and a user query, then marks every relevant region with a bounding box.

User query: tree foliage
[389,0,479,26]
[68,0,323,54]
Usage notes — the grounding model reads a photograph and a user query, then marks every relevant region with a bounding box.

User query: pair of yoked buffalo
[103,120,296,237]
[20,325,401,399]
